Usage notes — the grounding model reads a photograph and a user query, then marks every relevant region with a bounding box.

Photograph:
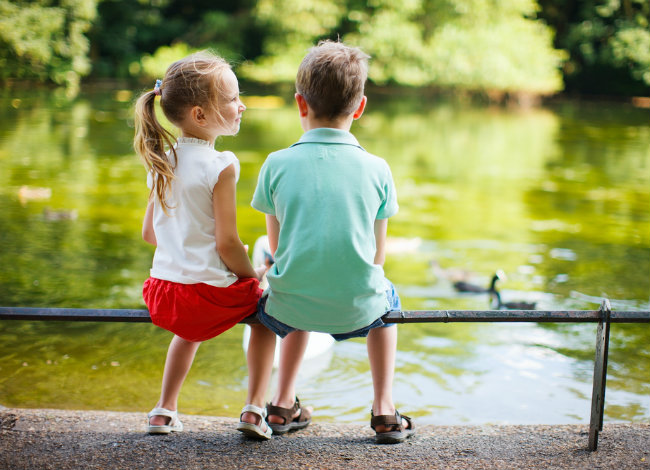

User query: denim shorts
[256,278,401,342]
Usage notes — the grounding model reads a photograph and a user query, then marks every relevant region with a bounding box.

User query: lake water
[0,86,648,425]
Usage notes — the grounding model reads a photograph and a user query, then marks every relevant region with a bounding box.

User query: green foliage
[136,43,199,79]
[241,0,345,83]
[2,0,648,96]
[0,0,98,96]
[539,0,650,95]
[88,0,263,80]
[241,0,566,95]
[609,26,650,84]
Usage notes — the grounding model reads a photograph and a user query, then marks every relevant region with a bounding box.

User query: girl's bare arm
[212,163,258,279]
[142,196,157,246]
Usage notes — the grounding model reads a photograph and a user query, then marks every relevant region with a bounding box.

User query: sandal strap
[370,410,403,431]
[265,396,301,425]
[148,407,177,420]
[240,404,267,419]
[401,414,415,432]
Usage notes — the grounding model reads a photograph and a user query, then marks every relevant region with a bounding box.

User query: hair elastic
[153,79,162,96]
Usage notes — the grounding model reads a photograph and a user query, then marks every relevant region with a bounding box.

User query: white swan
[243,236,334,368]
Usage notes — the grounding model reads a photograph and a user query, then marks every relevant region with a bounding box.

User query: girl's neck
[181,130,216,147]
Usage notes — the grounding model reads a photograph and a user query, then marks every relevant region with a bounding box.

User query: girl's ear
[190,106,207,126]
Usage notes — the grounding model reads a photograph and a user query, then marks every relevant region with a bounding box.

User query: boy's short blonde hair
[296,40,370,120]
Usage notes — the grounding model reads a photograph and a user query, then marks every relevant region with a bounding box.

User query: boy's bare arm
[266,215,280,256]
[374,218,388,266]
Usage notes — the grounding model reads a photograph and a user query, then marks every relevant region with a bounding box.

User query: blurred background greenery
[1,0,649,99]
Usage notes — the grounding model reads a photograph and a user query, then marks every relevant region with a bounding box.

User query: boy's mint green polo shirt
[252,128,398,334]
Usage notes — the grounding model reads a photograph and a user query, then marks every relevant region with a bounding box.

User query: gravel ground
[1,407,648,470]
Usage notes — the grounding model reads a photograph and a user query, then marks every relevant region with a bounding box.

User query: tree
[0,0,98,95]
[241,0,566,96]
[538,0,650,95]
[88,0,263,80]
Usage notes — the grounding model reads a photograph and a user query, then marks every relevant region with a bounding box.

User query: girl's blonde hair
[134,51,232,213]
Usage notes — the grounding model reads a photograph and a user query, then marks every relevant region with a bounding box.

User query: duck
[489,270,537,310]
[453,272,502,293]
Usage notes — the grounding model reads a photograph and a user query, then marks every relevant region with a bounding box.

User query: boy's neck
[301,114,354,132]
[296,93,366,133]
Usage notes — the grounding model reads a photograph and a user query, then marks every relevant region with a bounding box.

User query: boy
[243,40,414,444]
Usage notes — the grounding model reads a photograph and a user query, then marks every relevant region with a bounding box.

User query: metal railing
[1,300,648,451]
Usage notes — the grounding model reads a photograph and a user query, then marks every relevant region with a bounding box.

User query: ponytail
[134,89,177,214]
[134,52,232,214]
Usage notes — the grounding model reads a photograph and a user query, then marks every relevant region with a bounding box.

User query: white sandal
[147,407,183,434]
[236,404,272,440]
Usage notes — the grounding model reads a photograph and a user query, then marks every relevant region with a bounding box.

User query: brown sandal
[370,410,415,444]
[265,396,312,435]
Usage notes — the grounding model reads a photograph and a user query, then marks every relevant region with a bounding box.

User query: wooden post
[588,299,611,451]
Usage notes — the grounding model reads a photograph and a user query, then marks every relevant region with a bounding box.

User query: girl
[134,51,276,439]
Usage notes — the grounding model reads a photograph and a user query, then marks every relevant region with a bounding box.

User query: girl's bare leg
[150,335,201,426]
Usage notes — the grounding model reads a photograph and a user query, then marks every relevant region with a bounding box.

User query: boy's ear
[295,93,309,117]
[353,96,367,120]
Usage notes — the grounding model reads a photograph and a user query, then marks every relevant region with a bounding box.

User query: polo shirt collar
[291,128,363,149]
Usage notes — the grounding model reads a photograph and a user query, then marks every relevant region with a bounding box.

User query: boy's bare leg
[150,335,201,426]
[268,330,312,422]
[241,323,277,427]
[367,324,408,431]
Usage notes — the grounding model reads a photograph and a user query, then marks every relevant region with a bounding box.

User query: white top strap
[148,407,178,419]
[240,404,267,418]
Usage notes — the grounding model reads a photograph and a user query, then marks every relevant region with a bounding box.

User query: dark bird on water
[445,264,537,310]
[489,271,536,310]
[453,272,501,293]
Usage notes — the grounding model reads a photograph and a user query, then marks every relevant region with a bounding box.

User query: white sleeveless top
[147,137,239,287]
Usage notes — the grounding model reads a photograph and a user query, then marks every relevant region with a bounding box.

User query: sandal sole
[237,422,272,440]
[269,419,312,435]
[147,425,182,435]
[375,429,415,444]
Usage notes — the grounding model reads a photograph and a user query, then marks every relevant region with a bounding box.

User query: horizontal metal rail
[1,301,648,451]
[1,306,648,323]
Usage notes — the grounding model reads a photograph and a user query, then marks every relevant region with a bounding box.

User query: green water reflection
[0,87,648,424]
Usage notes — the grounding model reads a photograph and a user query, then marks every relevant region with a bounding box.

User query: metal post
[588,299,611,451]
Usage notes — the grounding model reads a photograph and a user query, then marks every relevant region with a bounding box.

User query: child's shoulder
[211,149,239,174]
[351,146,393,173]
[214,149,238,163]
[264,146,295,164]
[181,145,239,178]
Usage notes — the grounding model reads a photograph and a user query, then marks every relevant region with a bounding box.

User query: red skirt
[143,277,262,342]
